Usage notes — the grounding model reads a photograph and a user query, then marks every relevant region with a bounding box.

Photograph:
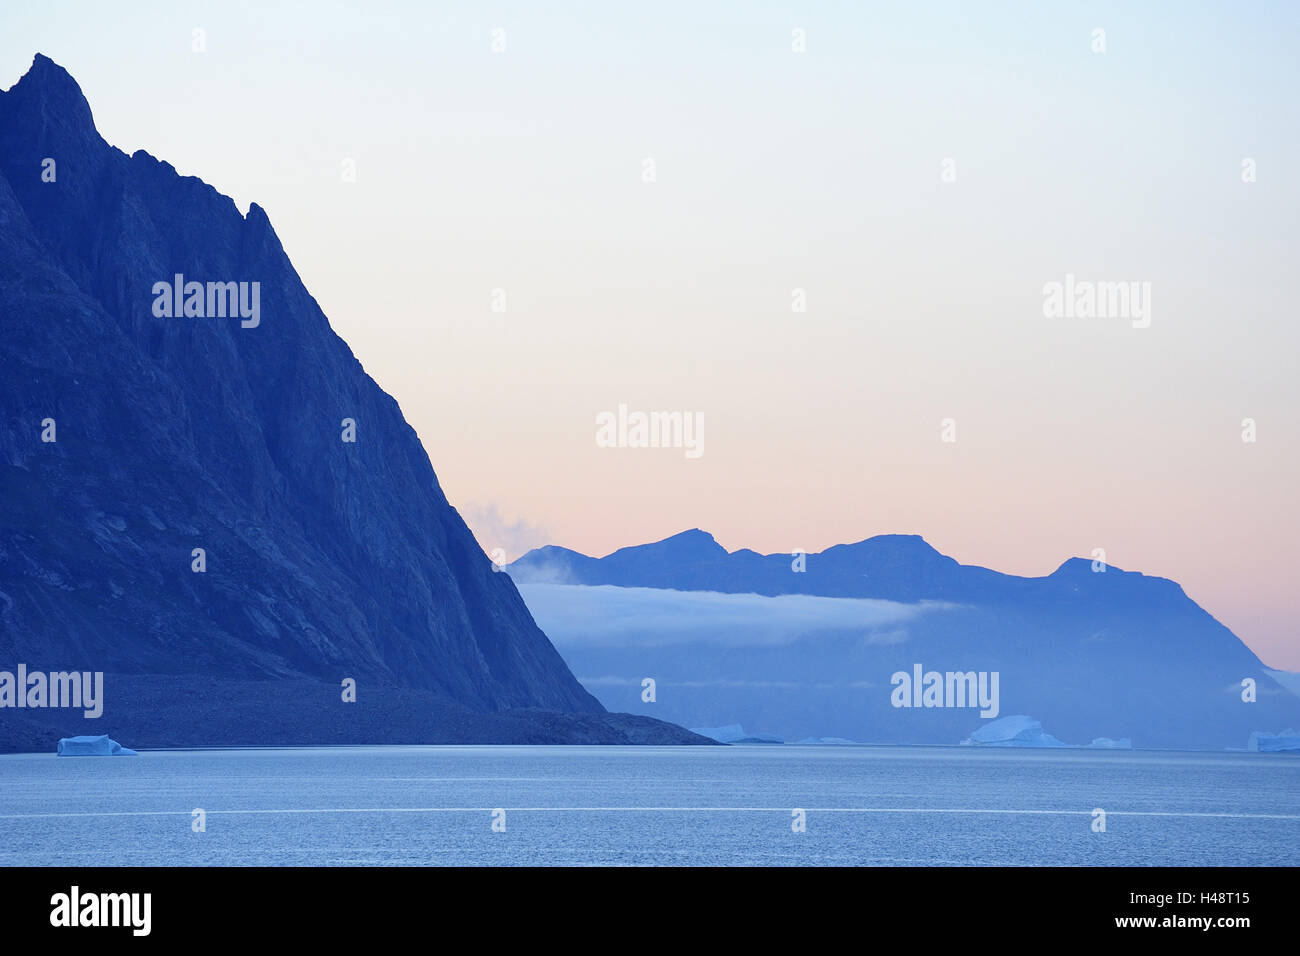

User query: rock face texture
[0,56,708,748]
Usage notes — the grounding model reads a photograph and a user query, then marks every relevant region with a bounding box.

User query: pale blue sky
[3,1,1298,665]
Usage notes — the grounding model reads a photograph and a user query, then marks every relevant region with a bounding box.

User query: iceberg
[1248,729,1300,753]
[1087,737,1133,749]
[56,735,138,756]
[960,715,1068,748]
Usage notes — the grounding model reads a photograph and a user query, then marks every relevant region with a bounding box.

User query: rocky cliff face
[0,55,615,735]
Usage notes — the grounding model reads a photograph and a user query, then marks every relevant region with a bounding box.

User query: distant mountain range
[509,530,1300,750]
[0,55,707,750]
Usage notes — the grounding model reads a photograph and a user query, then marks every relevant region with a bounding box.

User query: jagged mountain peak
[2,54,97,143]
[610,528,727,560]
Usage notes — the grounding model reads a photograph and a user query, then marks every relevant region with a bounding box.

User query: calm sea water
[1,745,1296,865]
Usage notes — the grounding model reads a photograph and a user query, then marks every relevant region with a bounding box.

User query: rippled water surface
[2,745,1296,865]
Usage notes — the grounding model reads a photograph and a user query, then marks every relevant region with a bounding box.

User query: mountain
[513,529,1010,599]
[509,530,1300,750]
[0,55,709,749]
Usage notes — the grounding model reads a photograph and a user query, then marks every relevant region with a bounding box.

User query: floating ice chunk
[961,715,1068,748]
[1248,729,1300,753]
[56,735,138,756]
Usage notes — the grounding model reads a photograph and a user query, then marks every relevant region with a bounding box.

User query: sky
[3,1,1298,666]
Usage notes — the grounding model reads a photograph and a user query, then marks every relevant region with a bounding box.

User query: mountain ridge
[508,529,1296,749]
[511,528,1191,606]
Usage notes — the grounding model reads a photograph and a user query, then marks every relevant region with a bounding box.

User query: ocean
[1,745,1296,866]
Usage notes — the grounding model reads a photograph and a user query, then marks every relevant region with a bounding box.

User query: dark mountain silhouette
[509,530,1300,750]
[0,55,709,749]
[514,529,1009,600]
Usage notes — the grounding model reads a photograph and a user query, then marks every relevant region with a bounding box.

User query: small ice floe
[56,735,138,756]
[1248,729,1300,753]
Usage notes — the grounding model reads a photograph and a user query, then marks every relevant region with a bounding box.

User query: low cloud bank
[516,583,951,648]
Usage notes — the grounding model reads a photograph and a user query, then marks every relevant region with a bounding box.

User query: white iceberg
[961,715,1068,748]
[1248,729,1300,753]
[56,735,138,756]
[1087,737,1133,749]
